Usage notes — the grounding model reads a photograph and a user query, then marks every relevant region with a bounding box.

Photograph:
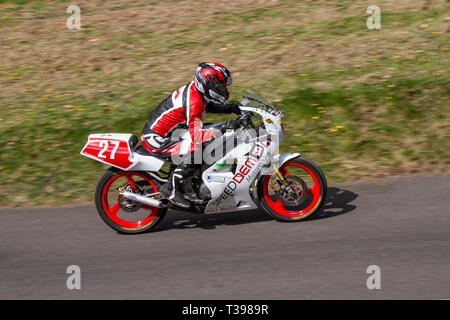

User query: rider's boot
[182,176,204,205]
[159,169,190,209]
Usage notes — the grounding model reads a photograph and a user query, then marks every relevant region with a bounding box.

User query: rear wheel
[258,156,327,221]
[94,168,166,234]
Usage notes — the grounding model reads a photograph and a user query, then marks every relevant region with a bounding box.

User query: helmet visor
[214,83,228,97]
[225,74,232,86]
[210,83,230,102]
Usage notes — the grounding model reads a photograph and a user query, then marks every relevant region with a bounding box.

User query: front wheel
[257,156,327,222]
[94,168,167,234]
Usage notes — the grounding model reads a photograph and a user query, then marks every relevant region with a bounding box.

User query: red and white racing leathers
[141,81,237,156]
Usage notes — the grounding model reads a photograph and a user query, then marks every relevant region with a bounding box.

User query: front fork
[253,153,301,203]
[272,164,297,198]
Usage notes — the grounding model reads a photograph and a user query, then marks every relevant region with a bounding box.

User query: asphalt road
[1,174,449,299]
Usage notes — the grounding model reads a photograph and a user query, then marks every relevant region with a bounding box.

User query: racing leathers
[141,81,241,208]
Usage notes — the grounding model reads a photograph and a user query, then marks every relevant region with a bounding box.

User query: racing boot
[182,176,205,205]
[159,169,190,209]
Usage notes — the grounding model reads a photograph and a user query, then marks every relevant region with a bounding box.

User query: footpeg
[184,194,205,205]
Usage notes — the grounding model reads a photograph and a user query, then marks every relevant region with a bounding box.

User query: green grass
[0,0,33,4]
[278,72,449,181]
[0,0,449,206]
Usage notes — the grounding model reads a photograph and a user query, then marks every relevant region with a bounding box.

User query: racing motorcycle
[81,90,328,234]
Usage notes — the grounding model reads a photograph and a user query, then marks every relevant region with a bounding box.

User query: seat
[135,145,172,160]
[129,135,139,149]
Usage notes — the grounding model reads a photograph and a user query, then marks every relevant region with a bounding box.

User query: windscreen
[241,89,281,117]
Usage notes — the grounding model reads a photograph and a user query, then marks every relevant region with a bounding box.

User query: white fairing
[201,105,285,214]
[129,153,165,172]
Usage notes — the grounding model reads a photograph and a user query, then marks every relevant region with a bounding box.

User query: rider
[141,62,242,208]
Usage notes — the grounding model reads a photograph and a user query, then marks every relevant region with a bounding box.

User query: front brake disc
[275,175,308,207]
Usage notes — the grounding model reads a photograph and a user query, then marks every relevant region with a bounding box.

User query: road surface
[0,174,449,299]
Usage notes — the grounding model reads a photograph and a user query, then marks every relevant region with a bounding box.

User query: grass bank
[0,0,448,205]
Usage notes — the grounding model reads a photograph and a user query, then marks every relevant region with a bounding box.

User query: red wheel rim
[263,162,321,217]
[101,172,159,229]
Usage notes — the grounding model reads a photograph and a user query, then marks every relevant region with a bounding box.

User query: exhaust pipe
[121,191,164,208]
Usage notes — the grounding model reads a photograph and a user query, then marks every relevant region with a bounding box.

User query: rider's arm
[205,101,242,115]
[187,103,215,144]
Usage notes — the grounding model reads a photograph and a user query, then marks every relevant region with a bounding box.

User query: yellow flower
[76,108,85,111]
[319,110,327,113]
[385,96,393,100]
[311,103,319,106]
[335,125,344,129]
[300,74,309,77]
[335,69,345,72]
[329,129,338,132]
[293,133,302,137]
[317,107,324,109]
[47,108,56,111]
[312,116,320,119]
[387,84,396,88]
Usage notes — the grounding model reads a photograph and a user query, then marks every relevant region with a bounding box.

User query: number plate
[81,135,134,169]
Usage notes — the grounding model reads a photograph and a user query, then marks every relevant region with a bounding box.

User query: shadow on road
[151,187,358,232]
[309,187,358,221]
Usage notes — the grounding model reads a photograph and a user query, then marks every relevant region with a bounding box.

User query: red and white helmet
[194,62,232,103]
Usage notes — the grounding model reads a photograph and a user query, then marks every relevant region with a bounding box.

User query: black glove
[205,101,242,115]
[231,103,243,115]
[219,119,240,133]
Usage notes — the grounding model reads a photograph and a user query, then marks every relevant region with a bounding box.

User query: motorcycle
[80,89,328,234]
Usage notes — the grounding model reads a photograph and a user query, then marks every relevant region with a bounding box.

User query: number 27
[98,140,119,159]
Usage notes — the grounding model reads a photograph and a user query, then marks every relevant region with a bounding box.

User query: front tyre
[95,168,167,234]
[257,156,327,222]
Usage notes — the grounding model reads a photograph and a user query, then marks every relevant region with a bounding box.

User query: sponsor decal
[210,142,267,207]
[205,197,236,214]
[207,176,226,183]
[267,107,280,116]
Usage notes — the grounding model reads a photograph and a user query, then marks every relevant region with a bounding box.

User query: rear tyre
[94,167,167,234]
[257,156,327,222]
